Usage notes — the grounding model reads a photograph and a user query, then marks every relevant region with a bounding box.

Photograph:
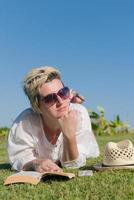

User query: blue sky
[0,0,134,128]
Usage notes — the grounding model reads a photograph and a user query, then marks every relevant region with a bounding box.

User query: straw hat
[94,139,134,171]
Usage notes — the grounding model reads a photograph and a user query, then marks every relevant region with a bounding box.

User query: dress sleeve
[61,104,100,168]
[7,113,37,171]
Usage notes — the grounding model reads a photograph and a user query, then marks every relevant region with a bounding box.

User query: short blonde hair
[23,66,61,113]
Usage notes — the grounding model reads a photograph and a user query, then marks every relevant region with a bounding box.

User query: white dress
[7,103,100,171]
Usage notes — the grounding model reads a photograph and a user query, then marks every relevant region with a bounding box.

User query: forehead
[39,79,63,96]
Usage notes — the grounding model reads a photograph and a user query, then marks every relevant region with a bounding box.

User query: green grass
[0,134,134,200]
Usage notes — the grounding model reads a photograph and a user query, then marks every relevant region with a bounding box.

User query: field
[0,134,134,200]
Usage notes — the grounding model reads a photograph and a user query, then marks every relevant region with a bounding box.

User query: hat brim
[94,163,134,171]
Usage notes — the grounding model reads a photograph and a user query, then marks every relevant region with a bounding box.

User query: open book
[4,170,75,185]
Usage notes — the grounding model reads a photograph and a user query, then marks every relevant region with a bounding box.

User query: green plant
[109,115,129,134]
[88,106,130,136]
[0,127,9,137]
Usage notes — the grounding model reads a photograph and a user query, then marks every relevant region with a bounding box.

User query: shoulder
[13,108,40,124]
[9,108,41,137]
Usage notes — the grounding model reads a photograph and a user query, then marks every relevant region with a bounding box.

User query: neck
[41,115,61,144]
[41,115,60,132]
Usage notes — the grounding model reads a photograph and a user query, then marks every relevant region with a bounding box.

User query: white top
[7,103,100,171]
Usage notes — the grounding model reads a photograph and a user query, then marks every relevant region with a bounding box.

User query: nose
[56,95,63,105]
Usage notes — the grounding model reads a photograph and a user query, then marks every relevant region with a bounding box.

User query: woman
[8,66,99,172]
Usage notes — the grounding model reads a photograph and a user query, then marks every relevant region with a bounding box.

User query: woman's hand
[23,159,63,173]
[35,159,62,173]
[58,110,79,162]
[58,110,77,140]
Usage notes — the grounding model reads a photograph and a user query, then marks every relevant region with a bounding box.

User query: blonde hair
[23,66,61,113]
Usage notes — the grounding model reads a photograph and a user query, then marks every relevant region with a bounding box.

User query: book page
[42,171,75,179]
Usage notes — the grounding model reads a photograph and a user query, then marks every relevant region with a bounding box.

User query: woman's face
[38,79,71,120]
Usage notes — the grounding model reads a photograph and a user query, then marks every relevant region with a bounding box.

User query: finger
[37,166,46,173]
[46,162,60,171]
[56,168,63,172]
[51,164,61,171]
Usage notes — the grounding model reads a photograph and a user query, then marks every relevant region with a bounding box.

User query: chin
[56,111,67,118]
[56,113,65,119]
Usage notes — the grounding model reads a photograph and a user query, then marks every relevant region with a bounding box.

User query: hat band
[102,163,134,167]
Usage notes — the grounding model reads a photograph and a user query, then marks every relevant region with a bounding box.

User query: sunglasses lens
[58,87,70,99]
[44,93,57,106]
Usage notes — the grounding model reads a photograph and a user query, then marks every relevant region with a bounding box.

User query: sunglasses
[38,86,70,106]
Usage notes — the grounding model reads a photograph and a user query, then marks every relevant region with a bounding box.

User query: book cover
[4,170,75,185]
